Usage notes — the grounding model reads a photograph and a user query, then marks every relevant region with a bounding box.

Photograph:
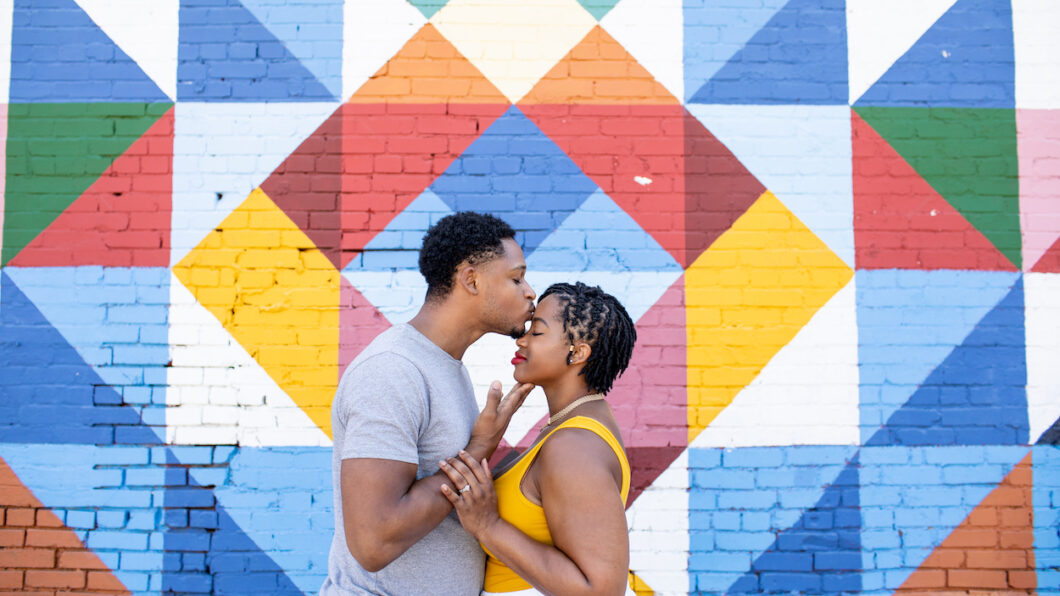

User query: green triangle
[3,102,171,265]
[407,0,448,19]
[576,0,622,20]
[854,106,1021,269]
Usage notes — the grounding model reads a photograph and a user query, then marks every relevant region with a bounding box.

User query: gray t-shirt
[320,324,485,596]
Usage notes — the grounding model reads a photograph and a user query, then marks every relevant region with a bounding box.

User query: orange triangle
[520,25,679,105]
[8,107,174,268]
[897,452,1036,593]
[349,23,508,104]
[1031,235,1060,273]
[0,456,130,594]
[852,111,1016,271]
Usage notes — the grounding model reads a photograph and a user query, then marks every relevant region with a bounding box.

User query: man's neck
[408,301,483,361]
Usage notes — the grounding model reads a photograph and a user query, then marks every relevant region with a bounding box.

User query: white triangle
[1026,273,1060,443]
[0,0,12,104]
[846,0,957,104]
[343,0,426,100]
[168,273,331,447]
[686,104,855,268]
[462,332,550,446]
[171,102,338,265]
[600,0,683,101]
[431,0,597,103]
[691,278,859,448]
[74,0,179,100]
[625,450,689,595]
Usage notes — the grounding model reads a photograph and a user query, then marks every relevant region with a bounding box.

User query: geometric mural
[2,0,1059,594]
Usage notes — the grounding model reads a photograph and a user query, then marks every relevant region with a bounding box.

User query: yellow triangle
[173,188,340,438]
[685,191,853,442]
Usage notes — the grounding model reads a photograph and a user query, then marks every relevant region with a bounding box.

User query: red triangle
[339,101,509,269]
[1031,235,1060,273]
[852,111,1016,271]
[520,104,764,268]
[8,108,173,268]
[0,456,130,594]
[261,106,344,269]
[897,452,1036,593]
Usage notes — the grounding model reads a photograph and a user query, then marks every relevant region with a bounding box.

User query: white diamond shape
[430,0,597,103]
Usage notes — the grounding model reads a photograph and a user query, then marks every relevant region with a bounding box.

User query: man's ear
[456,265,478,296]
[568,342,591,366]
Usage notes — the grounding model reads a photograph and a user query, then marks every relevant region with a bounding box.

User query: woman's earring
[566,345,574,365]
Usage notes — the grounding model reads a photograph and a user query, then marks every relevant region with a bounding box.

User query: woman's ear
[457,265,478,296]
[568,342,591,366]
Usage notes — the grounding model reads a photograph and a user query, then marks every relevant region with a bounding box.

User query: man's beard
[508,324,527,340]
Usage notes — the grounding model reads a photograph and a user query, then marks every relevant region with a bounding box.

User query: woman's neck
[541,382,596,419]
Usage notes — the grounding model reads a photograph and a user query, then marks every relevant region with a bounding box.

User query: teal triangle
[407,0,448,19]
[577,0,622,20]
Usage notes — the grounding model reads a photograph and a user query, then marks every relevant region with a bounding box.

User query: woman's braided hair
[539,282,636,395]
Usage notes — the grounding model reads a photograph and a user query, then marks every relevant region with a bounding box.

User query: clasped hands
[440,380,533,539]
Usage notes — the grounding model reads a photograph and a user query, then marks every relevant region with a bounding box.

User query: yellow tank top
[483,416,631,593]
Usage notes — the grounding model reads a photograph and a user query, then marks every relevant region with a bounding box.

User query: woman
[439,282,637,596]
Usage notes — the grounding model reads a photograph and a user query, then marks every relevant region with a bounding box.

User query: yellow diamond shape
[685,190,854,442]
[431,0,597,103]
[173,188,340,438]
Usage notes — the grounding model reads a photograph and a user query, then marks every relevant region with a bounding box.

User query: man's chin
[507,327,525,340]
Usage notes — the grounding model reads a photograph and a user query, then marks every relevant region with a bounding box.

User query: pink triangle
[339,276,392,378]
[9,108,174,268]
[507,275,688,506]
[853,111,1016,271]
[1019,109,1060,272]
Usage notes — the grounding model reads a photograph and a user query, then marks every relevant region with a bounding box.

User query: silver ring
[459,484,472,494]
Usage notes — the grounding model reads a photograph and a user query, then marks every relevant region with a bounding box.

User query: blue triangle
[178,0,336,101]
[10,0,169,102]
[687,446,859,594]
[682,0,790,104]
[856,270,1018,444]
[859,445,1028,589]
[688,0,848,105]
[240,0,344,99]
[342,189,455,273]
[0,443,168,592]
[182,447,331,594]
[855,0,1015,107]
[729,457,861,594]
[0,271,162,445]
[528,189,682,272]
[428,105,599,257]
[4,266,171,415]
[867,276,1027,446]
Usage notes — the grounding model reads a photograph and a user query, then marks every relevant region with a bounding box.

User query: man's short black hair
[419,212,516,299]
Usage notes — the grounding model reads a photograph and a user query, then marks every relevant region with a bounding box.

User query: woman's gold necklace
[547,393,605,426]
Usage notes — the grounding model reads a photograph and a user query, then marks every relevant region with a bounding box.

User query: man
[321,212,537,595]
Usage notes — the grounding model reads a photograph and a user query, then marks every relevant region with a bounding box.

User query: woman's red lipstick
[511,352,526,365]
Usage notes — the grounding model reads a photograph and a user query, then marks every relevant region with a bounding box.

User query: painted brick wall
[1,0,1059,595]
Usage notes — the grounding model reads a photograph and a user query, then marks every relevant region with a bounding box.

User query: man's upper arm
[337,354,426,464]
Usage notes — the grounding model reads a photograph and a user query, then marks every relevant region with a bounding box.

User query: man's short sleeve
[336,353,427,465]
